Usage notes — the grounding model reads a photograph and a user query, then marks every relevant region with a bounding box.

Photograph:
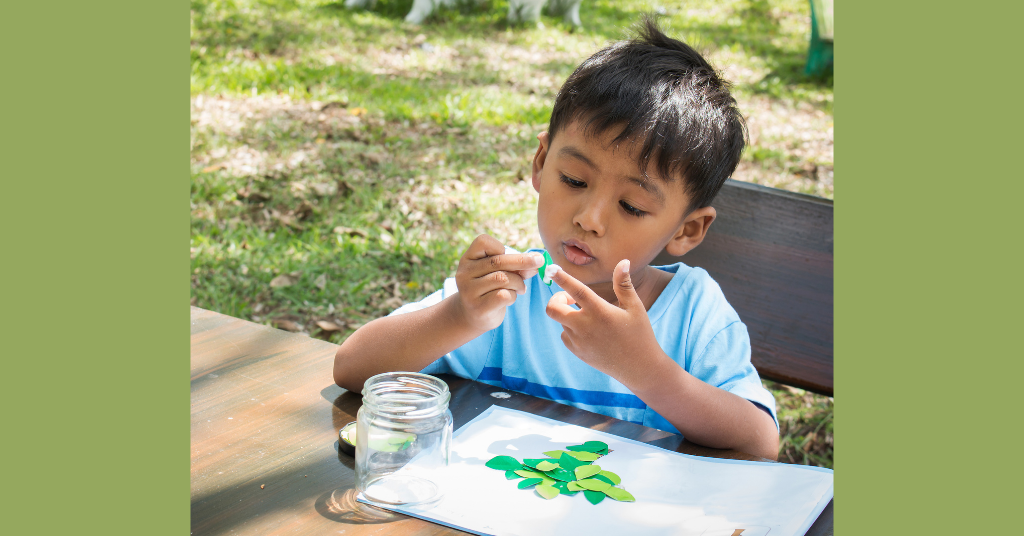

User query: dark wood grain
[191,307,832,535]
[652,180,834,396]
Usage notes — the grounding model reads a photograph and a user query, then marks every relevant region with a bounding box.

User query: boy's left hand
[545,260,663,377]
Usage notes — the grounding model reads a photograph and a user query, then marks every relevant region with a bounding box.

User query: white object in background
[361,405,833,536]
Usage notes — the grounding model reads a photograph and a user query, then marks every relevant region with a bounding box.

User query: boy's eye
[559,174,586,188]
[620,201,648,218]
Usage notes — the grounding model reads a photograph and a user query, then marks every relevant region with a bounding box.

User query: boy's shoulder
[647,261,742,328]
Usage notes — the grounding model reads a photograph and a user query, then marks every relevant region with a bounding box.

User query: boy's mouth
[561,239,596,266]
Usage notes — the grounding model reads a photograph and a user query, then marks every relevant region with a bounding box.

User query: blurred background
[190,0,833,467]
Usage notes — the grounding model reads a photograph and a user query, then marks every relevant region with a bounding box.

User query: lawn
[191,0,833,467]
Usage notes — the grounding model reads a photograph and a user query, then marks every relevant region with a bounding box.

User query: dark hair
[548,16,747,211]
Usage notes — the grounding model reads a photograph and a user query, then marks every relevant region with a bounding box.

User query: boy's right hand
[454,234,545,332]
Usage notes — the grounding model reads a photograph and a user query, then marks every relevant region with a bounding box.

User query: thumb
[612,259,642,310]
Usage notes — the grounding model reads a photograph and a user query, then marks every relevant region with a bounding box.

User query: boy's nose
[572,202,607,237]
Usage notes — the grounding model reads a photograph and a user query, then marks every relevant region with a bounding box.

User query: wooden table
[191,307,833,535]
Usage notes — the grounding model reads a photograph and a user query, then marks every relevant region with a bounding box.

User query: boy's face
[531,121,715,289]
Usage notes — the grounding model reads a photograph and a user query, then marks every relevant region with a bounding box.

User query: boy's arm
[545,261,779,460]
[333,235,544,392]
[333,294,482,392]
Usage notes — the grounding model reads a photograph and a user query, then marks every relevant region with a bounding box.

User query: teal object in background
[806,0,834,77]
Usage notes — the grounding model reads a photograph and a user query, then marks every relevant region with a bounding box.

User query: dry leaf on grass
[333,226,368,238]
[315,320,343,332]
[315,273,326,290]
[273,319,302,332]
[270,273,299,288]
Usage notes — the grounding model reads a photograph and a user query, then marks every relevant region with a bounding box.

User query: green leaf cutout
[534,460,559,472]
[565,444,588,452]
[485,456,523,471]
[570,451,600,462]
[518,478,543,489]
[597,470,621,485]
[566,481,584,492]
[584,490,606,505]
[515,469,543,479]
[535,484,560,500]
[603,487,635,502]
[543,450,566,459]
[577,478,612,492]
[558,452,586,470]
[522,458,551,469]
[505,470,523,480]
[592,474,616,486]
[546,468,576,482]
[582,441,608,452]
[553,481,579,496]
[574,465,601,480]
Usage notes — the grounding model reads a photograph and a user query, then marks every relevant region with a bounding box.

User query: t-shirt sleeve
[689,322,779,430]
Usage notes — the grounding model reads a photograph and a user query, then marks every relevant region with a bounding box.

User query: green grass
[191,0,834,467]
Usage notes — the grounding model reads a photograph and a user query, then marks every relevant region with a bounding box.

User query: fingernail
[622,260,630,274]
[532,253,545,266]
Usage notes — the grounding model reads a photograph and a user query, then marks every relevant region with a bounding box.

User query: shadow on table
[315,488,406,525]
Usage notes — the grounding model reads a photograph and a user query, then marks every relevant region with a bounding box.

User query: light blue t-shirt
[390,254,778,434]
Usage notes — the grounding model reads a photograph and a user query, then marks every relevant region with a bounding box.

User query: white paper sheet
[359,405,833,536]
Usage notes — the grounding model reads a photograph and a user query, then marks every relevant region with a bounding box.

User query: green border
[4,2,183,535]
[842,2,1021,533]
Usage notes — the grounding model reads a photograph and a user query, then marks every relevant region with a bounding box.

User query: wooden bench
[652,179,834,397]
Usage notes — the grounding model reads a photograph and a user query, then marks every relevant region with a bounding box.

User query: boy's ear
[531,131,550,193]
[665,206,717,257]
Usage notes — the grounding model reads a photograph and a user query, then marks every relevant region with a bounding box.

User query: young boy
[334,18,779,459]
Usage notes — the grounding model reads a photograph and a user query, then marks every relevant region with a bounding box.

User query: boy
[334,18,779,460]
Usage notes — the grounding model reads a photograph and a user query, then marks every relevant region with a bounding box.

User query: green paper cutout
[485,456,523,471]
[515,469,542,479]
[546,468,576,482]
[552,481,580,496]
[570,451,600,462]
[518,478,543,489]
[577,478,612,492]
[522,458,551,469]
[535,484,560,500]
[598,470,621,485]
[574,465,601,480]
[603,487,636,502]
[486,442,635,504]
[539,250,554,285]
[558,452,586,470]
[534,460,559,472]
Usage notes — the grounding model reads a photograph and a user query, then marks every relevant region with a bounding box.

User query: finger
[485,252,545,272]
[482,287,518,309]
[473,270,527,296]
[546,290,580,325]
[464,234,507,261]
[612,259,643,310]
[514,267,540,281]
[548,265,600,309]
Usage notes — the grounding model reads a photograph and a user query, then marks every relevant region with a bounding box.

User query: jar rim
[361,372,451,416]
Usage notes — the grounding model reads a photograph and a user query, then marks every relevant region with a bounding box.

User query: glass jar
[356,372,453,507]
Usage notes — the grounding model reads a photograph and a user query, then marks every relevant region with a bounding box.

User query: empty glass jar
[356,372,453,507]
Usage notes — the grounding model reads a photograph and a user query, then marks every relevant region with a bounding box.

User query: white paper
[360,405,833,536]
